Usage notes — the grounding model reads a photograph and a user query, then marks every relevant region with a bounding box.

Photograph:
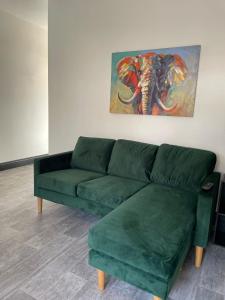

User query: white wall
[0,9,48,163]
[49,0,225,172]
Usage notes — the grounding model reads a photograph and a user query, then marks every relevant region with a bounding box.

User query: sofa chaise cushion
[151,143,216,192]
[71,136,115,173]
[108,139,158,182]
[88,183,197,280]
[77,175,147,209]
[36,169,104,196]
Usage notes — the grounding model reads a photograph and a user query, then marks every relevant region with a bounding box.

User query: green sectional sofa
[34,137,220,300]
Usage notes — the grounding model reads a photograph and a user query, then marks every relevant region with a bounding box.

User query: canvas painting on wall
[110,45,201,117]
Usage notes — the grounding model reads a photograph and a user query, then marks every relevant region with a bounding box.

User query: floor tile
[1,165,225,300]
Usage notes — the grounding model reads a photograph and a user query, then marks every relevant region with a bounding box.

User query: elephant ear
[117,56,140,90]
[167,54,188,85]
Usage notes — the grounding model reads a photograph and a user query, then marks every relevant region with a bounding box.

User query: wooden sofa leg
[153,296,162,300]
[195,246,204,268]
[37,198,43,214]
[98,269,105,290]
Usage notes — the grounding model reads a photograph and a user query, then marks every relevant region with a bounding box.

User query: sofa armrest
[34,151,73,196]
[34,151,73,176]
[194,172,221,247]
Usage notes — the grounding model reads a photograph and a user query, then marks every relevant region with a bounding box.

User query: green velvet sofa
[34,136,220,300]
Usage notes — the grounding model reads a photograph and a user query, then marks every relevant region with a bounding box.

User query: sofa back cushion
[71,136,115,173]
[151,143,216,191]
[108,139,158,182]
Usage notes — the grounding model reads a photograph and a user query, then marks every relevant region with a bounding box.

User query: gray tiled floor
[0,165,225,300]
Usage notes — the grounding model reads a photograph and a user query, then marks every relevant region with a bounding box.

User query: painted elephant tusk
[118,87,141,104]
[156,97,177,112]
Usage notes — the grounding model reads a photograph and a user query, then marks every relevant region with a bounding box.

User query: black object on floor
[214,175,225,246]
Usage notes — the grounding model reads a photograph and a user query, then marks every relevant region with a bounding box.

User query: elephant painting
[110,46,201,117]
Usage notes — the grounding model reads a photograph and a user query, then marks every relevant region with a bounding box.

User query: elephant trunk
[141,83,150,114]
[140,58,153,114]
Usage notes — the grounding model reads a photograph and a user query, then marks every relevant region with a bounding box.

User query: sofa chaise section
[89,184,197,299]
[89,143,219,299]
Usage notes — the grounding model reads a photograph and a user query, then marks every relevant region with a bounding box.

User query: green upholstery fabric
[108,139,158,182]
[71,136,115,173]
[89,249,169,298]
[194,172,221,247]
[89,233,192,300]
[88,183,197,281]
[77,175,146,209]
[36,169,103,196]
[34,151,73,195]
[33,139,220,298]
[36,188,113,217]
[34,152,73,176]
[151,144,216,191]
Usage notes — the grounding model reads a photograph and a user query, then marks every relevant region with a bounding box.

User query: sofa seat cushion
[36,169,104,196]
[71,136,115,173]
[108,139,158,182]
[78,175,147,209]
[88,183,197,280]
[151,143,216,192]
